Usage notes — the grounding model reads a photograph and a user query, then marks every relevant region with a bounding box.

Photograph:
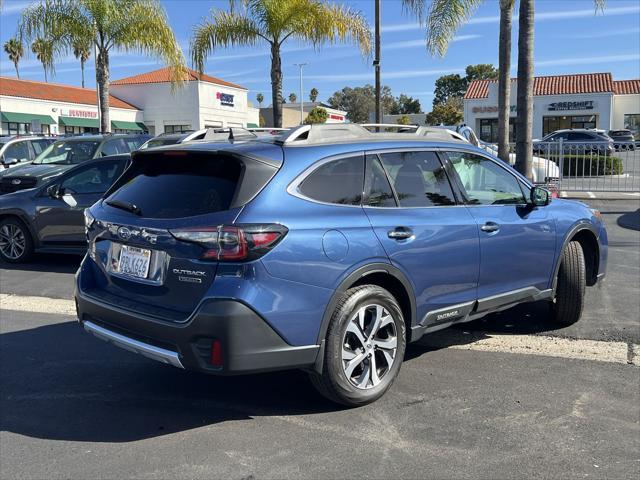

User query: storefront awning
[58,116,99,128]
[247,123,259,128]
[1,111,56,124]
[111,120,146,131]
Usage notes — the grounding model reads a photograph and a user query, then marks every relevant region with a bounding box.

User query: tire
[552,241,586,325]
[309,285,406,406]
[0,217,34,263]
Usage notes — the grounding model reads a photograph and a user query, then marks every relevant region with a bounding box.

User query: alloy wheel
[0,224,26,260]
[341,304,398,389]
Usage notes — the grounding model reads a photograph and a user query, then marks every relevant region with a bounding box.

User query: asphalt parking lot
[1,198,639,479]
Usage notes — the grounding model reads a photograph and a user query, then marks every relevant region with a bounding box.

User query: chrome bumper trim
[83,320,184,369]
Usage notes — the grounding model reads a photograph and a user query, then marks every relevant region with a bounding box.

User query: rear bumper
[75,286,319,375]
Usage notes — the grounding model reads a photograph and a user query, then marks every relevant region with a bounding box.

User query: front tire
[552,241,586,325]
[0,217,34,263]
[309,285,406,406]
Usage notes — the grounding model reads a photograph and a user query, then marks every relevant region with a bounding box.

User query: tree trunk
[43,65,47,83]
[96,48,111,133]
[270,42,283,128]
[14,61,20,79]
[81,59,85,88]
[497,0,513,163]
[515,0,534,180]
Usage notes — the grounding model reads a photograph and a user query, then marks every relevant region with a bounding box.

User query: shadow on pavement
[0,300,564,444]
[0,253,82,274]
[0,321,340,443]
[617,209,640,231]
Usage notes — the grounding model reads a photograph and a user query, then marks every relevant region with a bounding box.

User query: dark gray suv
[0,154,129,262]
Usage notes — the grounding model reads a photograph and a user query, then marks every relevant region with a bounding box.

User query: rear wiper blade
[105,199,142,216]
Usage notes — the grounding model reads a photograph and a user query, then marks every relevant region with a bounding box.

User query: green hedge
[560,155,624,176]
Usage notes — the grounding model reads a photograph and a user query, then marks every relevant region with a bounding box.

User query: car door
[442,150,556,305]
[363,150,480,330]
[35,159,127,244]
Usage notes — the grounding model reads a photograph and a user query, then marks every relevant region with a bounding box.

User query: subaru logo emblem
[117,226,132,240]
[11,179,21,185]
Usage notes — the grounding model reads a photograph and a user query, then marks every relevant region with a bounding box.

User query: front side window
[445,151,526,205]
[298,156,364,206]
[3,141,30,162]
[377,151,455,207]
[100,138,127,156]
[61,160,126,195]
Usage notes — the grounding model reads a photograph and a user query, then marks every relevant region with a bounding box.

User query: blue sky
[1,0,639,110]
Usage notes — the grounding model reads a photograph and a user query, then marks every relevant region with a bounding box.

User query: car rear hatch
[84,143,283,321]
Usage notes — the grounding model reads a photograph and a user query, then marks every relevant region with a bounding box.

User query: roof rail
[275,123,374,145]
[361,123,419,131]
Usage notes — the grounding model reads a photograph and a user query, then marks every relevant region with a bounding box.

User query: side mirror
[3,157,18,166]
[531,186,551,206]
[47,184,62,199]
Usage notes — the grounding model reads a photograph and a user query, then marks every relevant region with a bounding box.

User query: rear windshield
[33,140,100,165]
[105,154,242,218]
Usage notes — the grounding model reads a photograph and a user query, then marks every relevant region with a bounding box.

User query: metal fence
[482,141,640,193]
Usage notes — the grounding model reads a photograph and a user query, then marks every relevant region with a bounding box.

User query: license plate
[117,245,151,279]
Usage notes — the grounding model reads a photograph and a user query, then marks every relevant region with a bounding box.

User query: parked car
[0,133,149,194]
[0,154,130,262]
[533,129,615,156]
[75,124,607,406]
[607,129,636,151]
[0,135,56,169]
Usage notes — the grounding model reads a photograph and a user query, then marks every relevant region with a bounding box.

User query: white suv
[0,136,56,169]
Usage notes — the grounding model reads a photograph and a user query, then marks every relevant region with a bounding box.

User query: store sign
[61,109,98,118]
[472,105,517,114]
[216,92,235,107]
[329,114,344,121]
[548,101,594,111]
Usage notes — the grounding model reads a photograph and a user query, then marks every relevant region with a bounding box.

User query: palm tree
[191,0,371,128]
[288,92,297,103]
[31,38,54,82]
[309,87,319,102]
[20,0,185,133]
[497,0,515,163]
[73,37,91,88]
[514,0,534,180]
[4,38,24,79]
[256,92,264,107]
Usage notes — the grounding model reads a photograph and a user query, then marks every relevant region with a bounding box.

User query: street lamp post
[374,0,381,128]
[294,62,307,125]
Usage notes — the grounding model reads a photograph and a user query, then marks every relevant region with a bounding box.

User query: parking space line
[2,293,638,367]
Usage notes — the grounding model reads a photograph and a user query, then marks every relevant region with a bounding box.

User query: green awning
[1,111,56,124]
[247,123,259,128]
[111,120,146,131]
[58,116,99,128]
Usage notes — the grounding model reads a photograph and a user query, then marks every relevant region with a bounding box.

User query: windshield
[143,137,184,149]
[33,140,101,165]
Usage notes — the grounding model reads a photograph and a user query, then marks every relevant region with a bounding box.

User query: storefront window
[623,114,640,140]
[165,124,191,134]
[543,115,597,136]
[478,118,516,143]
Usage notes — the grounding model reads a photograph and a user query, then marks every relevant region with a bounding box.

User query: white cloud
[306,67,464,83]
[536,53,640,68]
[383,34,481,51]
[554,26,640,39]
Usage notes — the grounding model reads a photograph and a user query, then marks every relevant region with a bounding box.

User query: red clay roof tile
[111,67,246,90]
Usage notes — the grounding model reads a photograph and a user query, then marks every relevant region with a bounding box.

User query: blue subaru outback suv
[75,124,607,406]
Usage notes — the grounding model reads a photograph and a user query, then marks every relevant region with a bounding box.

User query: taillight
[169,224,287,261]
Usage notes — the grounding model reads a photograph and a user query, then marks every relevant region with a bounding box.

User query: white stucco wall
[611,94,640,130]
[197,81,249,128]
[0,94,142,135]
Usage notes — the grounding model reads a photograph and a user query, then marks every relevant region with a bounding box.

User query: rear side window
[365,155,396,207]
[299,156,364,206]
[378,151,455,207]
[106,154,242,218]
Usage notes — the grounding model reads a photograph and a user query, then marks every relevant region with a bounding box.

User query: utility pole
[374,0,381,128]
[294,62,307,125]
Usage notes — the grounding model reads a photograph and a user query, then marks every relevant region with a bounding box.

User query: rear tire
[309,285,406,406]
[552,241,585,325]
[0,217,34,263]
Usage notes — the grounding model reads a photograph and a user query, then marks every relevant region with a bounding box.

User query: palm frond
[426,0,483,57]
[401,0,427,23]
[190,9,263,73]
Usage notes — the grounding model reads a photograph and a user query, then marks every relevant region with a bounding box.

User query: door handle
[388,227,414,240]
[481,222,500,233]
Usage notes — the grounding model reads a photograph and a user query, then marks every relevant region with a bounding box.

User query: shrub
[559,155,623,176]
[304,106,328,124]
